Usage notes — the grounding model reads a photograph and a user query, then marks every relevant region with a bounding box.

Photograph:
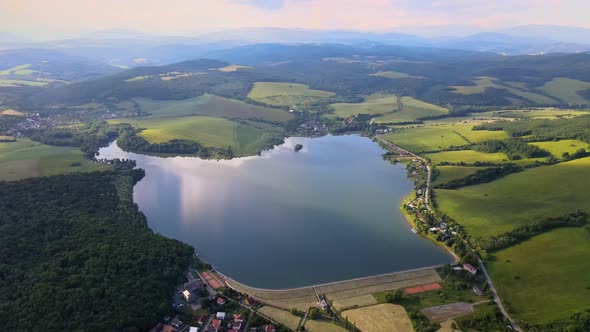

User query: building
[216,297,226,305]
[182,290,193,302]
[189,327,199,332]
[216,312,226,320]
[211,319,221,331]
[234,313,245,323]
[264,325,276,332]
[472,285,484,296]
[463,263,477,275]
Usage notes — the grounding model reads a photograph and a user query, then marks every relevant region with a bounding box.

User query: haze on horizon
[0,0,589,40]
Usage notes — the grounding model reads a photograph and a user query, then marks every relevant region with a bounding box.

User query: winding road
[375,135,521,331]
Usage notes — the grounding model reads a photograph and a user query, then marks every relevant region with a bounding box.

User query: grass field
[332,94,447,124]
[248,82,335,107]
[370,71,416,79]
[529,139,590,158]
[433,166,489,186]
[476,108,590,120]
[435,157,590,238]
[427,150,510,164]
[258,306,301,331]
[217,65,253,72]
[110,116,278,155]
[134,94,293,122]
[342,304,414,332]
[487,228,590,324]
[540,77,590,105]
[452,76,558,105]
[0,138,109,181]
[382,124,508,153]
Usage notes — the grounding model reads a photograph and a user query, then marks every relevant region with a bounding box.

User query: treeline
[475,210,588,251]
[524,310,590,332]
[26,121,131,156]
[472,138,550,160]
[474,115,590,144]
[117,132,234,159]
[435,164,523,189]
[0,170,194,331]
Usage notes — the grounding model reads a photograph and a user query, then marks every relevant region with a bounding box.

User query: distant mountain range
[1,25,590,67]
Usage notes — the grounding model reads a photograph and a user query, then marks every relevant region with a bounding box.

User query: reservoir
[98,134,453,288]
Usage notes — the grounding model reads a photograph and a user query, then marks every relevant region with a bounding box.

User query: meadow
[0,138,109,181]
[452,76,558,105]
[134,94,294,122]
[434,157,590,238]
[110,116,279,155]
[370,71,414,79]
[342,304,413,332]
[382,123,508,153]
[374,96,448,124]
[476,108,590,120]
[487,227,590,324]
[433,166,488,186]
[540,77,590,105]
[529,139,590,158]
[248,82,335,108]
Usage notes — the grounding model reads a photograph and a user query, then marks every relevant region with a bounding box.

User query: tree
[385,289,402,303]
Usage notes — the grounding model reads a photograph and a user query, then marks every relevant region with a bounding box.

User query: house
[182,290,193,302]
[234,313,245,323]
[211,319,221,331]
[463,263,477,275]
[452,266,463,271]
[194,315,207,326]
[472,285,484,296]
[216,312,226,320]
[216,297,226,305]
[189,327,199,332]
[170,317,183,328]
[264,325,276,332]
[233,322,242,330]
[185,279,204,292]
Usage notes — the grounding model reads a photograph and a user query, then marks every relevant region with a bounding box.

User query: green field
[382,123,508,152]
[370,71,416,79]
[452,76,558,105]
[529,139,590,158]
[435,157,590,238]
[332,94,447,124]
[487,228,590,324]
[433,166,489,186]
[540,77,590,105]
[110,116,279,155]
[476,108,590,120]
[248,82,335,107]
[134,94,293,122]
[0,138,109,181]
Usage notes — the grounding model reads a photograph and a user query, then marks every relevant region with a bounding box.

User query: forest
[0,169,194,331]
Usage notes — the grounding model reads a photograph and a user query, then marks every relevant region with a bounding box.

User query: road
[375,135,521,331]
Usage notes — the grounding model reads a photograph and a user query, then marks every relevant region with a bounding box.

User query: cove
[98,134,454,289]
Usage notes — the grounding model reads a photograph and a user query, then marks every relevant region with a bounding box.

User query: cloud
[231,0,286,10]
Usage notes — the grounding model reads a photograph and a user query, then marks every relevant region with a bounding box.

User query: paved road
[375,135,521,331]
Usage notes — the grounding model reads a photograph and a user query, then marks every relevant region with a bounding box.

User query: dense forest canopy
[0,169,194,331]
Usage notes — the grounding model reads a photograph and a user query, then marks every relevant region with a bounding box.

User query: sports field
[435,157,590,238]
[0,138,109,181]
[382,124,508,153]
[134,94,293,122]
[342,304,414,332]
[487,227,590,324]
[540,77,590,105]
[248,82,335,107]
[110,116,279,155]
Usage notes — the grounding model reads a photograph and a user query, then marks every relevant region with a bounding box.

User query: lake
[98,134,453,288]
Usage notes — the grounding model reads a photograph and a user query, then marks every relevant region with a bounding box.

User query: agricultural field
[452,76,558,105]
[434,157,590,238]
[304,320,348,332]
[0,79,48,87]
[529,139,590,158]
[110,116,280,155]
[427,150,510,165]
[540,77,590,105]
[0,138,109,181]
[370,71,416,79]
[433,166,488,186]
[374,97,448,124]
[487,227,590,324]
[248,82,335,108]
[258,306,301,331]
[331,94,397,117]
[0,109,25,116]
[216,64,253,72]
[382,124,508,153]
[134,94,293,122]
[332,294,377,311]
[342,304,413,332]
[476,108,590,120]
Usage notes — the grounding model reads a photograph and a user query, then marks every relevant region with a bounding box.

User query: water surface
[98,135,453,288]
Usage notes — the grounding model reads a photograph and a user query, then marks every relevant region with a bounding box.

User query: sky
[0,0,588,40]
